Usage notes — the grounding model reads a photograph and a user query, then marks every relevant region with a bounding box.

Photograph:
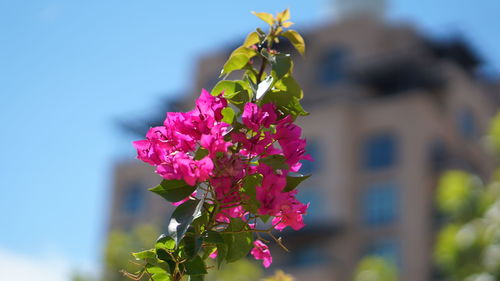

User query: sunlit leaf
[132,249,156,261]
[276,8,290,23]
[275,76,302,99]
[244,31,260,47]
[156,234,176,251]
[221,47,257,77]
[282,30,305,56]
[251,11,274,26]
[211,80,245,97]
[221,107,235,124]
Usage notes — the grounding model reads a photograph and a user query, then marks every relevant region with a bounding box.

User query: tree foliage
[434,112,500,281]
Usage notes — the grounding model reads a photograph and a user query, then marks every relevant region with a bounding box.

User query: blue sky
[0,0,499,279]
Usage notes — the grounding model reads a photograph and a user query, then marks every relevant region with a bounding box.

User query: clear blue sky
[0,0,499,278]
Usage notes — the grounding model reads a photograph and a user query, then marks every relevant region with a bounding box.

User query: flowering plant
[128,9,310,281]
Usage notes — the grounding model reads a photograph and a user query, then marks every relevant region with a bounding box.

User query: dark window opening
[363,133,397,170]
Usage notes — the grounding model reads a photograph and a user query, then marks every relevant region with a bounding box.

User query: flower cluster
[133,89,312,268]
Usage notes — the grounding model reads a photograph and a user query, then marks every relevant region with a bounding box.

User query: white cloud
[0,248,96,281]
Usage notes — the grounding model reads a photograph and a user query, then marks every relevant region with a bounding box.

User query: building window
[123,182,145,215]
[362,182,398,226]
[318,47,348,85]
[300,140,320,174]
[364,239,400,266]
[363,133,397,170]
[288,246,330,267]
[457,109,477,139]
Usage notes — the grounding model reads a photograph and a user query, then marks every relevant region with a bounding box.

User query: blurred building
[108,1,500,280]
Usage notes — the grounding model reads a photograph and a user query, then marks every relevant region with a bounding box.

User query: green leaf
[216,243,228,268]
[156,234,176,251]
[277,75,303,99]
[261,90,292,107]
[283,173,312,192]
[132,249,156,261]
[182,234,203,260]
[185,255,207,275]
[192,205,211,233]
[260,215,271,223]
[263,93,308,117]
[211,80,246,98]
[256,76,273,100]
[282,30,305,56]
[243,31,260,47]
[204,231,224,244]
[221,47,257,77]
[242,174,262,213]
[259,154,289,170]
[221,107,235,124]
[167,199,204,245]
[261,50,292,81]
[221,218,253,263]
[283,96,308,117]
[149,179,197,203]
[251,11,275,26]
[145,264,172,281]
[156,248,174,263]
[229,90,251,106]
[134,248,173,277]
[271,54,292,80]
[277,8,290,23]
[194,147,209,160]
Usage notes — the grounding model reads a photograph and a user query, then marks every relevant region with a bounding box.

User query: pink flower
[156,153,213,186]
[200,123,232,156]
[195,89,227,121]
[274,116,313,172]
[251,240,272,268]
[242,103,277,131]
[272,193,309,231]
[231,131,276,158]
[256,171,288,216]
[133,126,171,165]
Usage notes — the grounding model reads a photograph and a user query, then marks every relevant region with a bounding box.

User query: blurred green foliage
[489,111,500,155]
[206,259,263,281]
[353,256,398,281]
[435,170,500,280]
[261,270,294,281]
[434,112,500,280]
[105,224,161,281]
